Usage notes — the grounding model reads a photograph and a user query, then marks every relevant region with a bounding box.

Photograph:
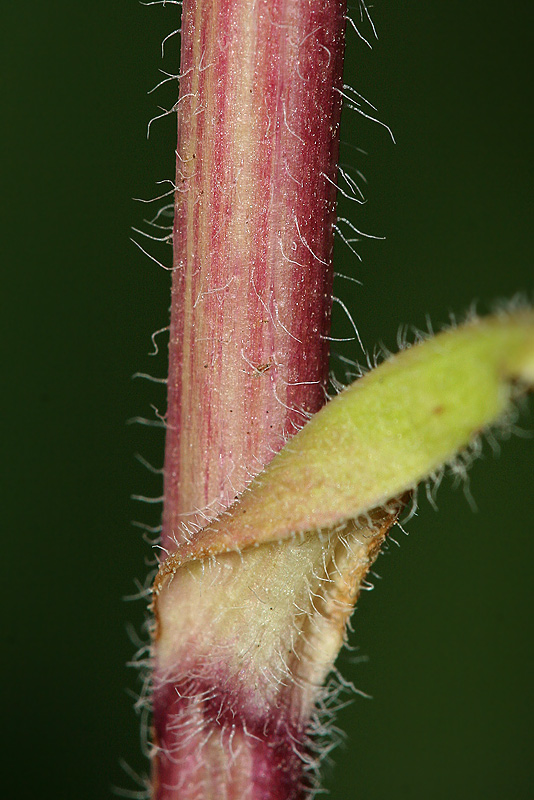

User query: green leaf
[156,309,534,587]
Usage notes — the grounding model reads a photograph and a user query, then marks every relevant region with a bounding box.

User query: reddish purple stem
[154,1,347,796]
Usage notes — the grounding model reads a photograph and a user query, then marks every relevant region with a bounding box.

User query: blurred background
[2,1,533,798]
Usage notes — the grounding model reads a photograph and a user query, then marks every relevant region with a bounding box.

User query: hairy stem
[162,0,344,550]
[155,1,347,797]
[162,0,347,552]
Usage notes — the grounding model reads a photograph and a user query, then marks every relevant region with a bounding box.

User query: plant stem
[154,1,347,797]
[161,0,346,552]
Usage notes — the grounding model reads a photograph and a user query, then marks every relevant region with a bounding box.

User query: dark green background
[3,1,533,798]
